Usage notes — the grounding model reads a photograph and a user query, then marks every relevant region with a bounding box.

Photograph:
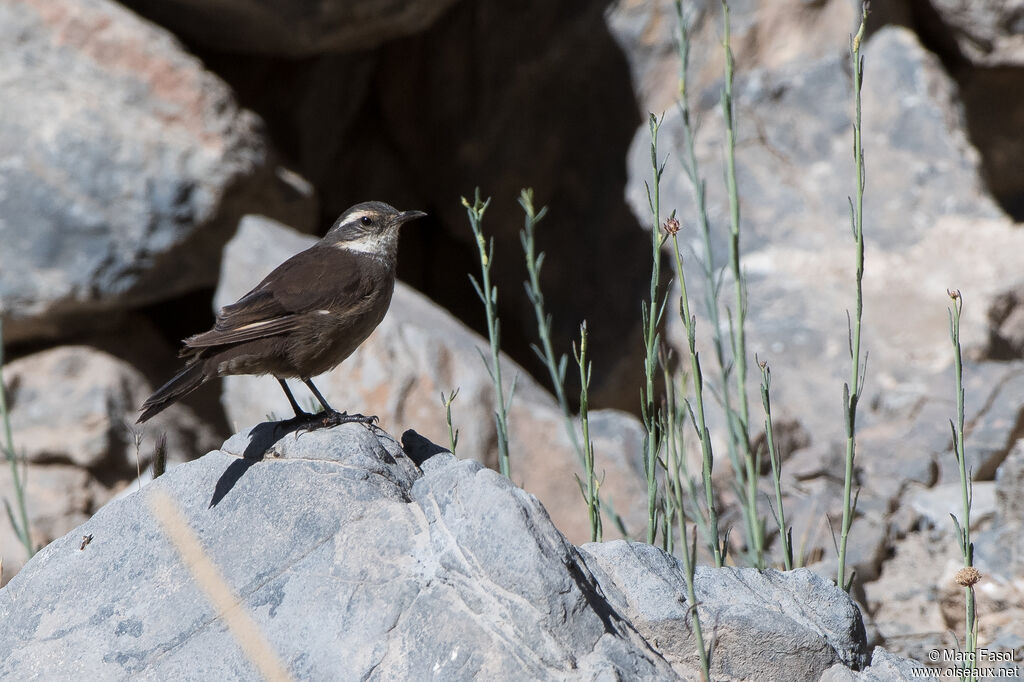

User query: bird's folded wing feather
[183,246,368,350]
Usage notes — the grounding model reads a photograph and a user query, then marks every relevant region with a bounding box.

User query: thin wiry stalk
[519,189,581,461]
[0,319,32,559]
[661,352,713,554]
[666,220,723,566]
[572,322,602,543]
[463,190,515,478]
[837,3,869,593]
[673,1,748,509]
[519,189,629,538]
[948,289,978,676]
[681,523,711,681]
[642,114,670,545]
[720,0,762,568]
[759,358,793,570]
[663,379,711,680]
[441,388,460,455]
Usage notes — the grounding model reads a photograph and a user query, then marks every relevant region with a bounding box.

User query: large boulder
[0,0,313,345]
[0,422,889,680]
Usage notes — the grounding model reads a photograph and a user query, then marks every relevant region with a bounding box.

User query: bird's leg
[300,378,378,428]
[277,379,308,418]
[303,378,335,413]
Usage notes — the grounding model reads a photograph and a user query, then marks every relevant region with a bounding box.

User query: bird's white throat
[334,229,399,258]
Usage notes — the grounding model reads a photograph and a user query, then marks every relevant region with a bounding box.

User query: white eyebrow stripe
[344,210,372,225]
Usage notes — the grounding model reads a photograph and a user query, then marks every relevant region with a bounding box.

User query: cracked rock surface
[0,423,897,680]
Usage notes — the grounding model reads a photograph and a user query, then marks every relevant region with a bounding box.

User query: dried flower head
[954,566,981,587]
[662,217,681,235]
[947,288,961,301]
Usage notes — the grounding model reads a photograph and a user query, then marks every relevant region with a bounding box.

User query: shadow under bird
[138,201,427,428]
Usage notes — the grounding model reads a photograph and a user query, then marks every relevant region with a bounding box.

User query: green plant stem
[518,190,580,458]
[660,353,710,678]
[669,230,723,567]
[0,318,32,558]
[662,356,712,554]
[679,522,711,680]
[759,359,792,570]
[673,1,748,510]
[441,388,460,455]
[948,290,976,674]
[463,190,514,478]
[642,114,668,545]
[573,322,602,543]
[837,3,868,593]
[720,0,762,568]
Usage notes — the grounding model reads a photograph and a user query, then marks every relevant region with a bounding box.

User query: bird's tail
[137,362,207,423]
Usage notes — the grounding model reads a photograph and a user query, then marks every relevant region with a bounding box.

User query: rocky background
[1,0,1023,673]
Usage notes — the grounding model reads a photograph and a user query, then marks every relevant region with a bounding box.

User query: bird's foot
[288,409,378,434]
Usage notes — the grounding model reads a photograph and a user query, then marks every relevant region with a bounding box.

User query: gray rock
[580,540,870,681]
[0,423,677,680]
[923,361,1024,487]
[0,345,220,583]
[628,25,1010,437]
[621,23,1024,589]
[0,0,311,344]
[120,0,461,56]
[986,284,1024,359]
[606,0,864,115]
[930,0,1024,67]
[216,216,652,545]
[995,439,1024,524]
[818,646,926,681]
[973,439,1024,581]
[0,463,94,584]
[909,482,997,529]
[3,346,217,470]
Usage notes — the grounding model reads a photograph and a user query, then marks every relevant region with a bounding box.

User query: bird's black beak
[398,210,427,224]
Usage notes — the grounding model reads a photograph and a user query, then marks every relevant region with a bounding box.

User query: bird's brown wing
[184,246,374,350]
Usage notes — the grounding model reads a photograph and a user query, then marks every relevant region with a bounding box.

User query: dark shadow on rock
[401,429,450,467]
[210,419,305,507]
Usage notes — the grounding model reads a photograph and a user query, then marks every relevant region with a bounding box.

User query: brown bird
[138,201,426,428]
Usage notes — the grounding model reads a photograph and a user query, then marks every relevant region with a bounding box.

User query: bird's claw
[287,410,378,435]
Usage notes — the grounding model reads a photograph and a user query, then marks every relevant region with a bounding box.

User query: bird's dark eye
[360,216,373,226]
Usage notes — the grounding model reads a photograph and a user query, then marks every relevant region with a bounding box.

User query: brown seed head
[954,566,981,587]
[662,217,681,235]
[947,288,961,301]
